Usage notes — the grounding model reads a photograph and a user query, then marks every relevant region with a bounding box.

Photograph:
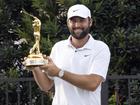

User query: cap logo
[73,9,79,12]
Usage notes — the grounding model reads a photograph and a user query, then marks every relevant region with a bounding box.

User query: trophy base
[23,54,48,67]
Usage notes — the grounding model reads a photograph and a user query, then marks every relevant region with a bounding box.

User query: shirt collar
[66,34,95,50]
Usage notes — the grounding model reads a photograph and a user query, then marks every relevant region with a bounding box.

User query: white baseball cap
[67,4,91,19]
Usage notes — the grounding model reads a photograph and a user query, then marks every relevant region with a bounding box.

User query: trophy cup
[21,10,47,67]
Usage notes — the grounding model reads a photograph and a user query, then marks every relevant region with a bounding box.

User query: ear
[89,18,93,27]
[67,19,69,26]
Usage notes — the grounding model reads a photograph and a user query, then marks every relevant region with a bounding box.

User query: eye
[79,18,85,22]
[69,18,85,23]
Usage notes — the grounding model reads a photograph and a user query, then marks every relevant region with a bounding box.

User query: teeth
[75,29,82,33]
[74,28,81,30]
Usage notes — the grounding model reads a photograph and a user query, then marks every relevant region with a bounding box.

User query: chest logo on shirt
[84,54,91,57]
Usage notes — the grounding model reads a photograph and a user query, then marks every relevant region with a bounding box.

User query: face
[67,16,92,40]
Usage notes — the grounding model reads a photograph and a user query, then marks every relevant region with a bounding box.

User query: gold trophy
[21,10,47,67]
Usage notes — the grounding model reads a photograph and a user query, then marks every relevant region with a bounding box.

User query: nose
[73,20,81,28]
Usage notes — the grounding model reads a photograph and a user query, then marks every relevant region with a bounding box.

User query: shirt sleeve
[50,43,57,60]
[90,46,111,81]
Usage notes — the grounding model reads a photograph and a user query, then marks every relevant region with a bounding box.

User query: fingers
[42,55,52,63]
[47,56,52,63]
[40,65,47,70]
[25,66,40,71]
[24,57,27,60]
[43,54,47,59]
[40,56,51,70]
[40,61,48,69]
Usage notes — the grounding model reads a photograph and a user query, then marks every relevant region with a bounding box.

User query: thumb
[47,56,53,63]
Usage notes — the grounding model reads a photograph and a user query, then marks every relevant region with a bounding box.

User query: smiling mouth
[74,29,82,33]
[74,28,82,31]
[73,28,83,31]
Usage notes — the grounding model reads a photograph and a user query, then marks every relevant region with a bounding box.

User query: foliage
[109,94,116,105]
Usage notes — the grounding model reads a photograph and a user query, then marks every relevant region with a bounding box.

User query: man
[31,4,110,105]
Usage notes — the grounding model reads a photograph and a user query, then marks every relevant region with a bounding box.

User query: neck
[71,34,90,48]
